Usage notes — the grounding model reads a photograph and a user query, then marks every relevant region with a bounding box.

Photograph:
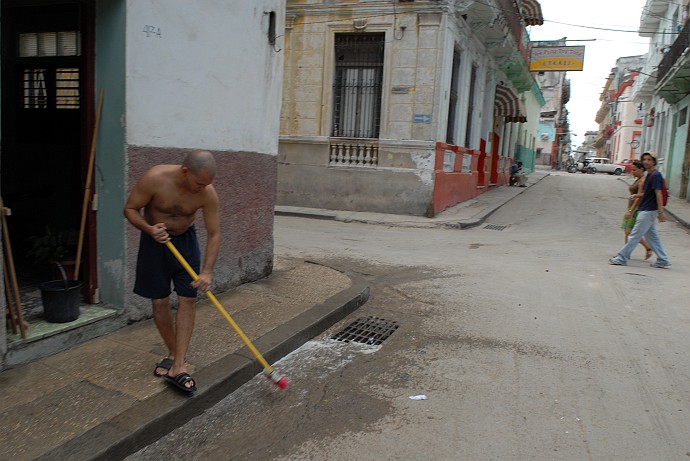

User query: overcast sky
[527,0,651,143]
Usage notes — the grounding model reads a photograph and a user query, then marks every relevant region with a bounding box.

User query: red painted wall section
[431,142,481,217]
[610,75,636,101]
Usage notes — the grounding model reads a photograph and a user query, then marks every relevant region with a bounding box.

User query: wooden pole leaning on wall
[3,257,17,334]
[75,89,104,280]
[1,200,28,339]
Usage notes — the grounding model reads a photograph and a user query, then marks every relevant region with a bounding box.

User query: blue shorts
[133,226,200,299]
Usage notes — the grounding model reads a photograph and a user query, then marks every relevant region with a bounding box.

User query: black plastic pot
[41,263,82,323]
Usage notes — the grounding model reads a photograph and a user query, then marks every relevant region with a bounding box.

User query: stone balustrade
[329,141,379,167]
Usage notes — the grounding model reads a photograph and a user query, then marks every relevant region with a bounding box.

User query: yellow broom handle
[165,241,273,372]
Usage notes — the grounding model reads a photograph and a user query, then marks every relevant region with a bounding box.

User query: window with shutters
[331,33,384,139]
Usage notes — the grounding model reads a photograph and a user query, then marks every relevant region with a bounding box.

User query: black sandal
[153,358,174,377]
[165,372,197,394]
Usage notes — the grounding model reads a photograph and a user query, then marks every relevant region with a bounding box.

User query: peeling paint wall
[278,137,436,216]
[411,151,435,187]
[106,0,284,318]
[124,148,276,319]
[279,7,444,216]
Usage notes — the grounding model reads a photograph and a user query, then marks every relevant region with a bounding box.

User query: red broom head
[266,370,289,390]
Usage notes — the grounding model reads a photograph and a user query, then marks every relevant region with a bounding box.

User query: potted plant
[27,225,79,279]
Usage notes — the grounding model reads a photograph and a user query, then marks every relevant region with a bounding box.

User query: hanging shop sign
[529,46,585,72]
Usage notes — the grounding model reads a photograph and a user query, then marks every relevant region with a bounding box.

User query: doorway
[1,2,95,321]
[489,132,499,185]
[681,130,690,200]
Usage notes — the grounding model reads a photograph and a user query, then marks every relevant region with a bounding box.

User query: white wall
[522,91,540,148]
[126,0,284,154]
[612,86,642,163]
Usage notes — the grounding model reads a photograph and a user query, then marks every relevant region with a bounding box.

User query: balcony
[632,65,657,101]
[656,20,690,103]
[461,0,542,92]
[593,135,607,149]
[640,0,666,37]
[562,79,571,104]
[595,103,610,124]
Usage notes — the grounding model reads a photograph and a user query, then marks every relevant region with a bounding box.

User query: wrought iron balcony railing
[496,0,530,63]
[658,20,690,83]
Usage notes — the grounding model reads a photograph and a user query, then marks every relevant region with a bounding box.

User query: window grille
[332,33,384,139]
[23,69,48,109]
[56,68,80,109]
[22,68,80,110]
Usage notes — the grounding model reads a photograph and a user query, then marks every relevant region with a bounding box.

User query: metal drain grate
[483,224,508,231]
[331,316,399,345]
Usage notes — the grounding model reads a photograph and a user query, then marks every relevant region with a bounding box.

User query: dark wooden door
[1,3,90,291]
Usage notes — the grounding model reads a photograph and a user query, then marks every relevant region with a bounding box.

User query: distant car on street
[618,158,639,174]
[576,157,625,175]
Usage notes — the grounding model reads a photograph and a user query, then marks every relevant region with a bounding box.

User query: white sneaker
[650,261,671,268]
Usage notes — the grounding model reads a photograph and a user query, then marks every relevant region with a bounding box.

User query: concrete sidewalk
[0,258,369,461]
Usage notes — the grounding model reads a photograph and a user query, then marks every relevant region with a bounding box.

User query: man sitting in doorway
[510,161,520,186]
[510,161,526,187]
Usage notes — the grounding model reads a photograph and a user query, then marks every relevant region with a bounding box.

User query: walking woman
[621,160,653,260]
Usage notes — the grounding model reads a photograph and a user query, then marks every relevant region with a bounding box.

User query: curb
[276,172,550,230]
[663,207,690,229]
[39,270,370,461]
[274,209,336,220]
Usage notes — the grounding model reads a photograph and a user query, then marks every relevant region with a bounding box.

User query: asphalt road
[128,172,690,461]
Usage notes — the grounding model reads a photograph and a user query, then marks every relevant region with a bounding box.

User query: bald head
[183,150,217,178]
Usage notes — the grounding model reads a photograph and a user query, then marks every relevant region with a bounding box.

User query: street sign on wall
[530,46,585,72]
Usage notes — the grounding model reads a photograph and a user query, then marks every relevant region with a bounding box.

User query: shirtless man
[124,150,220,392]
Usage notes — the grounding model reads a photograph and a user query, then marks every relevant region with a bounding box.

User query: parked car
[618,158,639,174]
[576,157,625,175]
